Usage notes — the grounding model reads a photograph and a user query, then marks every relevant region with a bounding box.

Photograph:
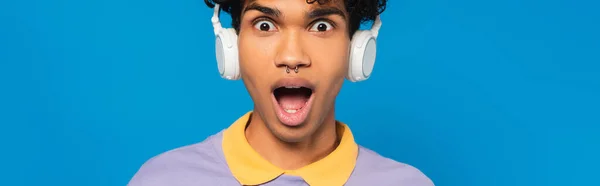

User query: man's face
[238,0,350,142]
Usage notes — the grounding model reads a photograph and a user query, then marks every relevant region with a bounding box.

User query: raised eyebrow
[306,7,346,20]
[243,3,281,17]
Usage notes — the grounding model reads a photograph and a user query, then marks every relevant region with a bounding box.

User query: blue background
[1,0,599,185]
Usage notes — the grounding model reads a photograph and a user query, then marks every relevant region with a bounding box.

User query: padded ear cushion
[215,28,240,80]
[347,30,377,82]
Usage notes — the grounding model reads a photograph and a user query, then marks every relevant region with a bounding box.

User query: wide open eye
[309,21,333,32]
[254,19,277,32]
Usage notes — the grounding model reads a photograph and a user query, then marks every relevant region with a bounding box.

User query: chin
[264,113,320,143]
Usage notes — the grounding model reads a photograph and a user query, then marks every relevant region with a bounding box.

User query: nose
[274,31,311,72]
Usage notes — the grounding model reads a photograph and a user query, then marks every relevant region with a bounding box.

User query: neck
[245,107,339,170]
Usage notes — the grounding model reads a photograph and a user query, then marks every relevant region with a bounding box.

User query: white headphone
[211,4,382,82]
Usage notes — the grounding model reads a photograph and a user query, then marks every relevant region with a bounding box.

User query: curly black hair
[204,0,387,37]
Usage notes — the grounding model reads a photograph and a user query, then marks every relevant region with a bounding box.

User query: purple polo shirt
[128,112,434,186]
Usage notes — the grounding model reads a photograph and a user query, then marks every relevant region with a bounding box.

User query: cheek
[239,32,283,64]
[239,37,267,75]
[308,39,350,80]
[237,34,277,96]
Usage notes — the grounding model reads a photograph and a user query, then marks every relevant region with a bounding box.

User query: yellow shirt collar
[222,111,359,186]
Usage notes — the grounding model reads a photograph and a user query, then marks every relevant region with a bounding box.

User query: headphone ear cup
[215,28,240,80]
[347,30,377,82]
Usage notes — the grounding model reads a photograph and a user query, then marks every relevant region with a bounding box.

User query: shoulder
[349,146,435,186]
[127,132,232,186]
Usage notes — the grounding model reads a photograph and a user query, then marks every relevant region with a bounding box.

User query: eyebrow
[307,7,346,20]
[243,3,281,17]
[242,3,346,21]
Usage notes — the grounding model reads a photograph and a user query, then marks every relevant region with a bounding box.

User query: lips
[271,78,315,127]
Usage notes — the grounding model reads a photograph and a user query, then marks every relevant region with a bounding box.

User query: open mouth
[271,79,315,127]
[274,86,313,114]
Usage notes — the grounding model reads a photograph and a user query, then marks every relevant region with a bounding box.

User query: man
[128,0,434,185]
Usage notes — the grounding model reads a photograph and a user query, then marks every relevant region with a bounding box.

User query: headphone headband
[371,15,382,38]
[211,4,222,35]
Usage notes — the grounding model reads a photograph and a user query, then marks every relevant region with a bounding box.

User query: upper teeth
[285,86,301,88]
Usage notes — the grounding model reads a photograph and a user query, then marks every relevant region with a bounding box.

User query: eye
[253,20,277,32]
[309,21,333,32]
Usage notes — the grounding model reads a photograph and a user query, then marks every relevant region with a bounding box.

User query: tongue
[278,94,307,110]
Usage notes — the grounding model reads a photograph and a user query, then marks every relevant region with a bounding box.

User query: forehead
[243,0,346,12]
